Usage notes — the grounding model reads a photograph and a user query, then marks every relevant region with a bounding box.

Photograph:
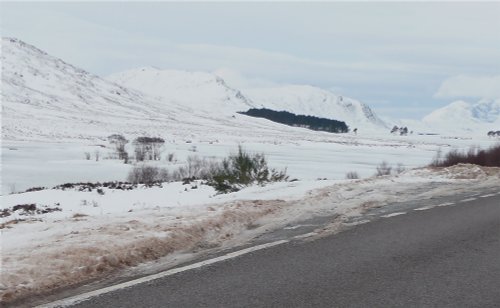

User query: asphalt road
[71,193,500,308]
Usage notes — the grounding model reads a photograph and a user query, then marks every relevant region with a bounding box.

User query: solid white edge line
[37,240,289,308]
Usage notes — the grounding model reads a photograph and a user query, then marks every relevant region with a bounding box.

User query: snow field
[3,132,497,195]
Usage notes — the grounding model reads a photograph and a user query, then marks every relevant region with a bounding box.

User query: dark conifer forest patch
[239,108,349,133]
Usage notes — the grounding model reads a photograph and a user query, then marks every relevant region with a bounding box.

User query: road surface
[66,192,500,308]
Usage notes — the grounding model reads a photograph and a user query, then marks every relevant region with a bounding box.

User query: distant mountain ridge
[422,99,500,133]
[1,37,354,142]
[1,37,187,141]
[107,67,255,114]
[2,37,391,142]
[108,68,389,132]
[242,85,389,131]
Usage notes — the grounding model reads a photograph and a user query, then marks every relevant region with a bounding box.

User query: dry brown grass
[431,144,500,167]
[0,200,286,304]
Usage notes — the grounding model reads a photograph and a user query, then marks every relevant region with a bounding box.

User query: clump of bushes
[126,158,213,186]
[133,137,165,161]
[430,144,500,167]
[1,203,62,218]
[375,161,392,176]
[108,134,129,162]
[53,182,138,191]
[126,146,289,193]
[374,162,406,177]
[171,156,220,181]
[207,146,288,193]
[127,165,170,185]
[24,186,46,193]
[345,171,359,179]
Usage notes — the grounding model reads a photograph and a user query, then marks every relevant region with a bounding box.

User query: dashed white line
[350,219,371,225]
[414,205,435,211]
[436,202,455,207]
[381,212,407,218]
[37,239,289,308]
[293,232,319,239]
[460,197,477,203]
[480,194,496,198]
[284,224,316,230]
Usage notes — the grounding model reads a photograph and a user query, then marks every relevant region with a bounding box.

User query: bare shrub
[108,134,129,161]
[72,213,88,218]
[158,168,170,182]
[123,152,129,164]
[430,148,443,167]
[94,150,100,162]
[395,163,406,174]
[171,156,220,181]
[167,153,175,162]
[345,171,359,179]
[375,161,392,177]
[127,165,162,185]
[430,144,500,167]
[84,152,91,160]
[9,183,17,194]
[133,137,165,161]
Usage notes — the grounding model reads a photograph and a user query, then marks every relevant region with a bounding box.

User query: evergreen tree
[239,108,348,133]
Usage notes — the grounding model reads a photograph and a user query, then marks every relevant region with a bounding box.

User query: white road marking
[414,205,435,211]
[37,240,289,308]
[381,212,406,218]
[461,197,477,203]
[284,224,316,230]
[436,202,455,207]
[480,194,496,198]
[349,220,371,225]
[293,232,319,239]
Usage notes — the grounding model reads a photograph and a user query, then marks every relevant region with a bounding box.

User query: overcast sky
[2,2,500,119]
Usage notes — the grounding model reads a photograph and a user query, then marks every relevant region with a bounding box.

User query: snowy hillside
[107,67,255,114]
[243,85,389,131]
[1,38,179,141]
[423,99,500,133]
[0,38,306,142]
[2,37,392,143]
[107,69,388,132]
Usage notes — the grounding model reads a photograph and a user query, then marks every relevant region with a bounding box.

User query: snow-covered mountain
[243,85,389,131]
[107,69,388,132]
[1,37,185,141]
[423,99,500,133]
[1,38,265,142]
[107,67,255,114]
[1,38,355,142]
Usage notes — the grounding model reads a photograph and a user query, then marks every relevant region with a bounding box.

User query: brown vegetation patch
[0,200,287,304]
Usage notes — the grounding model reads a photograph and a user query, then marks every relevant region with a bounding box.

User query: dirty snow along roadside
[1,165,499,304]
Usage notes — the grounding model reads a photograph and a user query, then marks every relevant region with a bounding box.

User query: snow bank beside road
[0,179,335,303]
[1,165,499,304]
